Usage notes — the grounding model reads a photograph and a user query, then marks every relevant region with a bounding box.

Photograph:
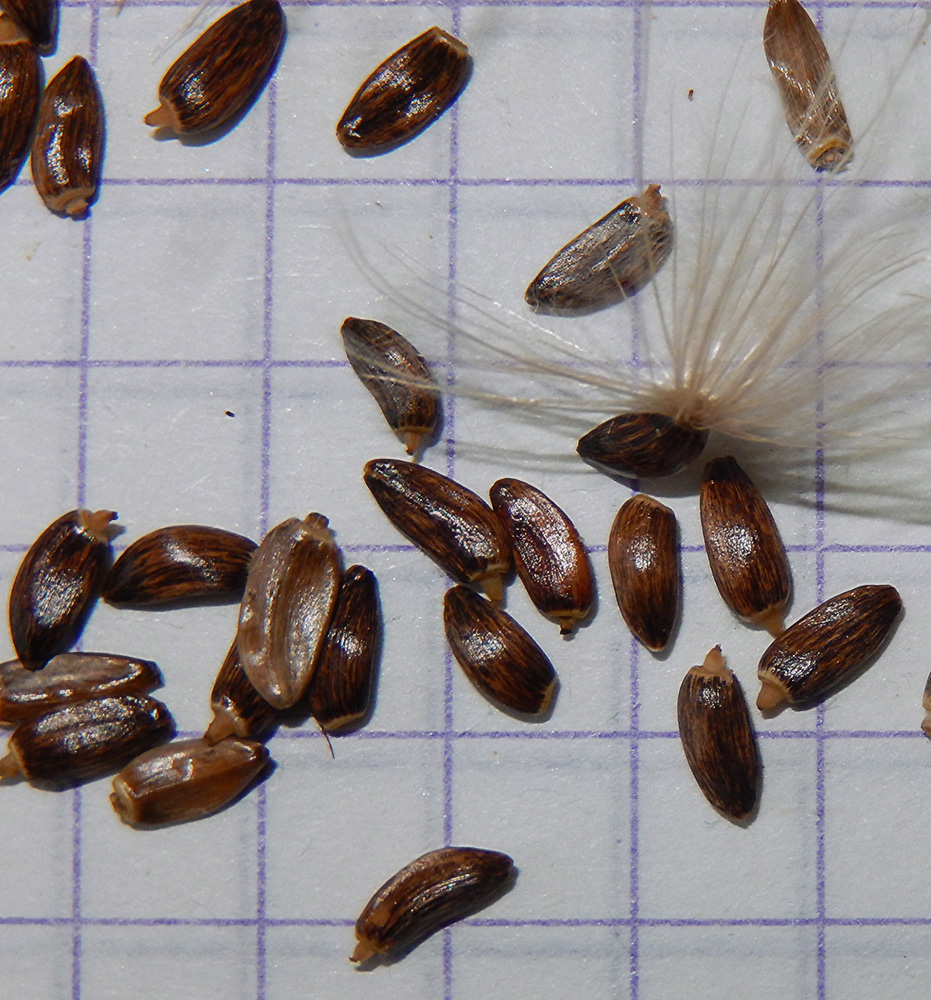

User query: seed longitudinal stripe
[0,38,40,192]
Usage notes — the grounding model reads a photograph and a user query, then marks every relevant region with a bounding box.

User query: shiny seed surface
[577,411,708,480]
[0,37,40,192]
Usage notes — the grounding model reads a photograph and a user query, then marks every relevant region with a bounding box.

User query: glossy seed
[608,495,680,652]
[0,694,173,787]
[341,317,440,459]
[0,0,56,52]
[308,565,380,733]
[489,478,593,634]
[0,33,40,192]
[577,412,708,480]
[443,585,557,718]
[757,585,902,710]
[10,509,116,670]
[111,736,269,827]
[31,55,104,217]
[364,459,511,601]
[102,525,257,607]
[699,456,791,636]
[144,0,285,136]
[237,514,341,710]
[763,0,852,171]
[0,652,162,725]
[351,846,515,963]
[205,638,279,744]
[677,646,761,821]
[525,185,673,313]
[337,26,471,156]
[921,670,931,738]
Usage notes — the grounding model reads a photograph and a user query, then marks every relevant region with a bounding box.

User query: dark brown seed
[763,0,852,171]
[443,585,557,718]
[757,585,902,710]
[700,456,791,636]
[10,509,116,670]
[0,35,40,192]
[0,652,162,725]
[204,638,279,744]
[525,185,673,313]
[351,846,515,963]
[110,736,269,827]
[0,0,56,53]
[0,694,173,787]
[364,459,512,601]
[608,494,679,652]
[341,317,440,459]
[144,0,286,136]
[677,646,761,822]
[489,478,593,634]
[30,56,103,217]
[102,525,257,607]
[308,565,380,733]
[576,412,708,480]
[337,26,471,156]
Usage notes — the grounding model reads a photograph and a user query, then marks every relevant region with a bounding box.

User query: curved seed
[205,638,279,744]
[0,36,40,192]
[577,412,708,480]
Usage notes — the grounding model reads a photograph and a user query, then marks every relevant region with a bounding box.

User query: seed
[341,317,440,459]
[525,185,673,313]
[236,514,341,710]
[489,478,593,634]
[607,494,679,652]
[921,670,931,738]
[1,0,55,53]
[30,55,103,217]
[443,585,557,717]
[337,26,471,155]
[576,412,708,480]
[0,653,162,725]
[763,0,852,171]
[677,646,761,822]
[144,0,286,136]
[364,459,511,601]
[0,33,40,192]
[308,565,380,734]
[9,509,116,670]
[757,585,902,710]
[204,638,279,745]
[699,456,791,636]
[351,846,515,963]
[102,524,257,608]
[0,694,173,788]
[110,736,269,828]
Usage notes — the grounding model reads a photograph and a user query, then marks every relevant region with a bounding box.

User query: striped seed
[0,0,56,52]
[204,638,279,745]
[576,412,708,480]
[0,32,39,192]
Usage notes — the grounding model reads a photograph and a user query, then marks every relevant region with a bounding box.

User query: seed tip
[756,676,786,711]
[350,938,376,964]
[701,646,726,675]
[479,574,504,603]
[144,101,176,131]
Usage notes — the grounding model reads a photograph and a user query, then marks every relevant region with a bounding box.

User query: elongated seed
[364,459,511,601]
[145,0,286,136]
[337,26,471,155]
[102,525,257,607]
[763,0,852,171]
[677,647,761,821]
[0,34,40,192]
[351,846,515,963]
[489,478,593,634]
[700,456,791,636]
[0,0,56,52]
[577,412,708,480]
[608,495,679,652]
[341,317,440,458]
[443,585,557,717]
[757,585,902,710]
[525,185,673,313]
[205,638,279,744]
[111,736,269,827]
[921,670,931,738]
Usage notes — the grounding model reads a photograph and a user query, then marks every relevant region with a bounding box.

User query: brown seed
[30,55,104,217]
[443,585,557,718]
[110,736,269,828]
[364,459,512,601]
[0,652,162,725]
[204,638,279,744]
[0,33,40,192]
[144,0,286,136]
[763,0,852,171]
[236,514,341,710]
[525,185,673,313]
[757,585,902,710]
[308,565,380,733]
[9,509,116,670]
[608,494,679,652]
[337,26,471,156]
[489,478,594,634]
[921,670,931,738]
[351,846,515,963]
[341,317,440,459]
[0,694,173,788]
[102,524,257,608]
[677,646,761,822]
[576,412,708,480]
[0,0,56,53]
[699,456,791,636]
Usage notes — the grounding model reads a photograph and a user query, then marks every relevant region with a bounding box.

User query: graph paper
[1,1,931,998]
